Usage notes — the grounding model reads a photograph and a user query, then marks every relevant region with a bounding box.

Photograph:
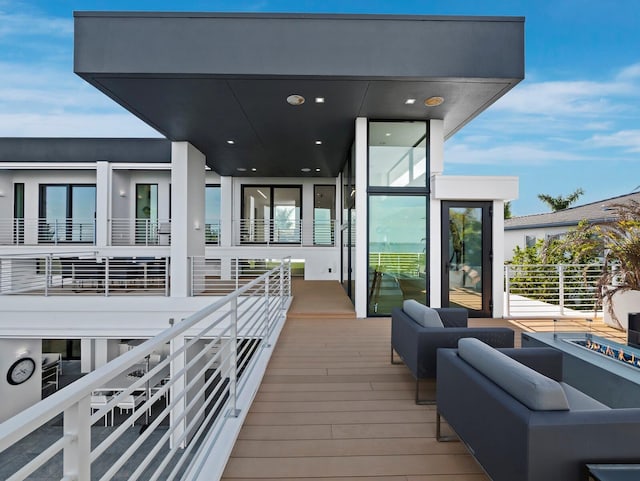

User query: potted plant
[574,200,640,330]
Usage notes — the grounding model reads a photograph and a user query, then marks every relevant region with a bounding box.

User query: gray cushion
[402,300,444,328]
[458,338,569,411]
[560,382,610,411]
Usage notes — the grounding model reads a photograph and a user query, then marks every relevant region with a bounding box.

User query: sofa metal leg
[415,378,436,405]
[390,346,403,365]
[436,412,458,442]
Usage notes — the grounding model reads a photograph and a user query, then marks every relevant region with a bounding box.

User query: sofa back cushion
[403,300,444,328]
[458,338,570,411]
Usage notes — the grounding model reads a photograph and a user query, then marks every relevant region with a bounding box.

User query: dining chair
[90,394,113,426]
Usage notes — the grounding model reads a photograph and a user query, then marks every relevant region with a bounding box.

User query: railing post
[263,273,271,342]
[165,257,170,296]
[63,395,91,481]
[504,265,511,317]
[146,219,150,246]
[558,264,565,315]
[228,296,240,417]
[105,257,110,297]
[45,255,50,297]
[280,262,285,314]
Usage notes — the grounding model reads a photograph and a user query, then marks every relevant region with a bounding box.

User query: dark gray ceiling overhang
[73,12,524,177]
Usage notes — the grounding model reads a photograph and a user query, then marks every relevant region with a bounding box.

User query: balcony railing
[190,257,282,296]
[0,254,170,296]
[504,263,604,318]
[0,258,292,481]
[110,218,171,246]
[0,218,95,245]
[233,219,336,246]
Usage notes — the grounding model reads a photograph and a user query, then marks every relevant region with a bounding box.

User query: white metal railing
[205,222,220,246]
[190,257,284,296]
[0,254,170,296]
[504,263,604,318]
[0,218,95,245]
[0,258,292,481]
[233,219,335,246]
[110,218,171,246]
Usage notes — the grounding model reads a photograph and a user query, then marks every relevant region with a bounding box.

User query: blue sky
[1,0,639,215]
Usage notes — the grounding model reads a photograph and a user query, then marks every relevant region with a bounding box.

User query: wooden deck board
[223,280,623,480]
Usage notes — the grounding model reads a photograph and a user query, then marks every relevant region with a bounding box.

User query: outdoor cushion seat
[391,301,514,404]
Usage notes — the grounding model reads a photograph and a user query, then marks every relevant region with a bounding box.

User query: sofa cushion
[402,300,444,328]
[458,338,570,411]
[560,382,610,411]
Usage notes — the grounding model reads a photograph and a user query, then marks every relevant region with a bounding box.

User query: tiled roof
[505,192,640,230]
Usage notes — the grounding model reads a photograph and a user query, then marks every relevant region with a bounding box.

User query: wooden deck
[221,280,624,480]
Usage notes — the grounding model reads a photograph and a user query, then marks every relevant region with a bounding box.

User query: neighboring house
[0,12,523,419]
[504,191,640,260]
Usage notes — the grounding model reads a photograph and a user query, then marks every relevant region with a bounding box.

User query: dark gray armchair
[391,305,514,404]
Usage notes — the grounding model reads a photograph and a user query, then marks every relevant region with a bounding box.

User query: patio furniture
[90,394,113,426]
[116,393,146,415]
[436,338,640,481]
[391,299,514,403]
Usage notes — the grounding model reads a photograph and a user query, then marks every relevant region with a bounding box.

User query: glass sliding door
[314,185,335,245]
[13,183,24,244]
[205,184,221,244]
[368,195,426,315]
[441,201,492,317]
[242,186,271,243]
[135,184,158,244]
[273,187,301,243]
[241,186,301,244]
[38,184,96,243]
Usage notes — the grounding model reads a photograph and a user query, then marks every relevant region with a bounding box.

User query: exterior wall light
[286,94,305,105]
[425,96,444,107]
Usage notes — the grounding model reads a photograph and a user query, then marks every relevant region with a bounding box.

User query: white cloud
[444,142,590,166]
[590,130,640,153]
[0,9,72,38]
[0,112,162,137]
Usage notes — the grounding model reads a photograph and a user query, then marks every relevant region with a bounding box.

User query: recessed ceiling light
[237,167,247,172]
[424,96,444,107]
[286,94,305,106]
[315,140,323,145]
[301,168,311,173]
[405,98,416,105]
[251,168,257,172]
[226,140,235,145]
[315,97,325,103]
[385,132,391,136]
[315,168,321,172]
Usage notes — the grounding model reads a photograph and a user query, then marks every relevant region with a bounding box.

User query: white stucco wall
[0,338,42,422]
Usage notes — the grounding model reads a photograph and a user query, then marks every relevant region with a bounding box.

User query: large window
[38,184,96,243]
[205,185,221,244]
[241,186,301,244]
[13,183,24,244]
[369,121,427,188]
[135,184,158,244]
[314,185,335,245]
[367,121,429,316]
[368,195,427,314]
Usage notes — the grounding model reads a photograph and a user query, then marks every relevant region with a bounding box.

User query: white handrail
[0,257,292,481]
[504,263,603,318]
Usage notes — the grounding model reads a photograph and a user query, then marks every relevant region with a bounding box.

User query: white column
[428,119,445,307]
[95,161,110,248]
[94,339,108,368]
[80,338,93,373]
[429,119,444,175]
[220,176,233,248]
[492,200,505,318]
[354,117,368,318]
[170,142,206,297]
[429,192,442,307]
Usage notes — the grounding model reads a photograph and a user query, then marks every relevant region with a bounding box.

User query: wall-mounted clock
[7,357,36,385]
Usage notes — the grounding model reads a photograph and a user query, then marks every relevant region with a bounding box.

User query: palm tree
[537,188,584,212]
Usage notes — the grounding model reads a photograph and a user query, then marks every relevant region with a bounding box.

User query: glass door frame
[240,185,302,244]
[440,200,493,317]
